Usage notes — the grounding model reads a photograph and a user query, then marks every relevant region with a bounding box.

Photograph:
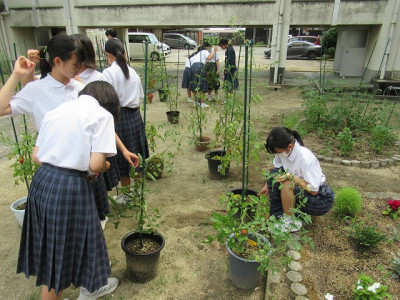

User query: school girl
[72,34,139,227]
[17,81,120,300]
[0,34,85,128]
[102,38,148,189]
[187,42,218,108]
[204,44,220,101]
[219,39,239,91]
[258,127,334,231]
[182,57,193,103]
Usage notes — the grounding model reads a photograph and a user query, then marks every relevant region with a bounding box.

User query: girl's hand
[258,183,269,196]
[27,49,40,63]
[213,46,218,52]
[122,150,140,168]
[13,56,35,79]
[275,172,294,183]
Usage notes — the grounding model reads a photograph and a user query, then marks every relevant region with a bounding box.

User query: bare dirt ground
[1,76,400,299]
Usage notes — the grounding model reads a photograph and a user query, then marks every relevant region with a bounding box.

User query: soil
[1,84,400,299]
[126,237,161,254]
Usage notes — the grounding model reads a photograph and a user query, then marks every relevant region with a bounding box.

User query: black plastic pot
[226,232,268,289]
[158,89,168,102]
[121,232,165,282]
[166,111,180,124]
[230,188,258,222]
[205,150,230,180]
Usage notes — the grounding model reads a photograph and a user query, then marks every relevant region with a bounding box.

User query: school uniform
[188,50,211,93]
[181,58,191,89]
[9,74,84,130]
[103,61,149,178]
[79,68,119,219]
[17,95,116,294]
[267,140,334,217]
[224,45,239,91]
[205,51,220,91]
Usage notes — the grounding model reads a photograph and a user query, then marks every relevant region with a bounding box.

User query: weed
[334,187,362,218]
[348,222,385,252]
[370,125,395,154]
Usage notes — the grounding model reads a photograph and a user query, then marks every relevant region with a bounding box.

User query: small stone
[324,156,333,163]
[342,160,352,166]
[295,297,310,300]
[371,161,380,168]
[287,250,301,260]
[287,270,302,284]
[316,155,324,161]
[351,160,360,166]
[364,192,378,199]
[332,158,342,165]
[288,260,303,272]
[392,157,400,165]
[387,159,394,165]
[290,282,308,298]
[376,192,388,198]
[379,159,388,167]
[360,160,371,168]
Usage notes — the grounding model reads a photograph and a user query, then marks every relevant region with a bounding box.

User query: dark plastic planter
[166,111,180,124]
[158,89,168,102]
[230,188,258,222]
[121,232,165,282]
[226,232,268,289]
[205,150,230,180]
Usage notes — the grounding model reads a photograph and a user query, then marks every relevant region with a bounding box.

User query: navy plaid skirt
[115,107,149,178]
[92,173,109,221]
[103,156,120,191]
[267,167,334,217]
[181,67,191,89]
[188,63,208,93]
[205,62,220,91]
[17,163,110,294]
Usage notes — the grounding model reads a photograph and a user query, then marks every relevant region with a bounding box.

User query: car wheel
[184,44,190,50]
[307,51,317,60]
[150,52,160,61]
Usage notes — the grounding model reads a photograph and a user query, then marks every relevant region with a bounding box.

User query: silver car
[163,33,197,49]
[264,41,322,60]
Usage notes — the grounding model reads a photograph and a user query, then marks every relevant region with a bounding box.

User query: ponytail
[188,46,204,59]
[39,34,85,79]
[105,39,129,80]
[265,127,304,154]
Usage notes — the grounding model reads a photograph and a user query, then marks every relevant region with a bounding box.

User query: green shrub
[336,127,355,156]
[370,125,395,154]
[334,187,362,218]
[321,28,338,49]
[325,47,336,58]
[390,252,400,280]
[349,222,385,252]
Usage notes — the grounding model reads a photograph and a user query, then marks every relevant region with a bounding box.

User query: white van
[127,32,170,60]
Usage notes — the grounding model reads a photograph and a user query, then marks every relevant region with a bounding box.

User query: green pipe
[241,44,249,200]
[246,41,254,188]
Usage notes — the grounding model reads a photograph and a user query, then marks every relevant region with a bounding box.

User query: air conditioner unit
[0,1,9,14]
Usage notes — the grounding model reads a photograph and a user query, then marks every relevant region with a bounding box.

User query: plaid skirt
[92,173,109,221]
[115,107,149,178]
[188,63,208,93]
[181,67,191,89]
[17,163,110,294]
[103,156,120,191]
[205,62,220,91]
[267,167,334,217]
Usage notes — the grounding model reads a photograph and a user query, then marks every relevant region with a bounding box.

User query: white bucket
[10,197,27,228]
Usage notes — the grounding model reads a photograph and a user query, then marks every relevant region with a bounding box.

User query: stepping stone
[371,161,380,168]
[364,192,377,199]
[332,158,342,165]
[286,270,302,284]
[342,160,352,166]
[379,159,388,167]
[316,155,324,161]
[360,160,371,168]
[290,282,308,298]
[324,157,333,162]
[288,260,303,272]
[351,160,360,166]
[295,297,310,300]
[287,250,301,260]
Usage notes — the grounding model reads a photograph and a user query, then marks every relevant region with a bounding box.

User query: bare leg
[42,287,62,300]
[187,89,191,98]
[121,176,130,187]
[280,180,296,216]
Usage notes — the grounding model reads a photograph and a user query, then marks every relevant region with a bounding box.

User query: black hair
[71,34,96,69]
[189,42,213,60]
[39,34,85,79]
[105,39,129,80]
[202,42,211,48]
[79,81,120,124]
[265,127,304,154]
[219,39,229,46]
[105,29,117,38]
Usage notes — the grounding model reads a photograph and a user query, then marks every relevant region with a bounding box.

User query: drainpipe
[0,14,12,63]
[380,0,400,79]
[64,0,78,34]
[273,0,284,84]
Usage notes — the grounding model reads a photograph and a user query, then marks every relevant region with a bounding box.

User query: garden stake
[0,38,12,74]
[322,40,328,90]
[95,36,103,71]
[241,44,249,201]
[245,41,254,187]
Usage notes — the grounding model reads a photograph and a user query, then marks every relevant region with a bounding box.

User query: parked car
[128,32,170,61]
[288,35,320,45]
[264,41,322,60]
[163,33,197,49]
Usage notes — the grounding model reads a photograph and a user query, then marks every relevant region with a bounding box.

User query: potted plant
[165,84,180,124]
[155,56,169,102]
[2,130,39,227]
[109,156,165,282]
